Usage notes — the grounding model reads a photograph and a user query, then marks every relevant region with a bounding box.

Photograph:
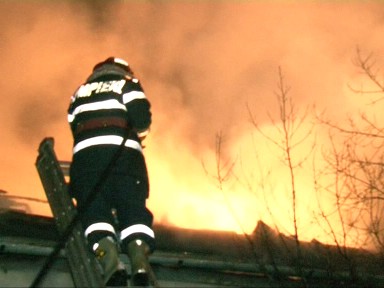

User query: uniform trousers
[69,145,155,252]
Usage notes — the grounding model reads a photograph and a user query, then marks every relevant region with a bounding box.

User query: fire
[142,120,369,248]
[144,123,318,238]
[14,119,371,250]
[0,113,373,252]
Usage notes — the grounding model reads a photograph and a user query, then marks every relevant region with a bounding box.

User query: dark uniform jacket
[67,73,151,182]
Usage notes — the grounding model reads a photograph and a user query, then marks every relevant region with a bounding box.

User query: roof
[0,209,383,287]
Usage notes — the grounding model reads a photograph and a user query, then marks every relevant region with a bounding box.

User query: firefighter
[67,57,155,286]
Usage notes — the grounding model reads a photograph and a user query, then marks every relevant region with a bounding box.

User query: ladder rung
[59,161,71,177]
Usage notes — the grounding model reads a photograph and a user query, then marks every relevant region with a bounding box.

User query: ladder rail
[35,137,104,287]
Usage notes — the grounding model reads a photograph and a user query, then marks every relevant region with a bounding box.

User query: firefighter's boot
[126,239,151,286]
[94,236,127,286]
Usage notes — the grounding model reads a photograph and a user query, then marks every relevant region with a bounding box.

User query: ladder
[35,138,105,287]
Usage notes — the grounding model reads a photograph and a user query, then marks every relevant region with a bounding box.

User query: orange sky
[1,1,383,248]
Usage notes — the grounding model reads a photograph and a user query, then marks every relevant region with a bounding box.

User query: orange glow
[0,2,383,250]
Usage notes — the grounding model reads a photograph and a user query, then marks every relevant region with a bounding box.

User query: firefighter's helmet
[87,57,134,82]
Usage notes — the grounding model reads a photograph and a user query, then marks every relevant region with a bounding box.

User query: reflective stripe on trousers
[120,224,155,241]
[84,223,154,241]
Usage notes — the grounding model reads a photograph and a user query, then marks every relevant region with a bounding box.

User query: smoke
[1,2,384,246]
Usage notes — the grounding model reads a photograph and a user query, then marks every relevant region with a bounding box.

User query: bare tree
[247,67,316,285]
[318,48,384,254]
[204,57,384,286]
